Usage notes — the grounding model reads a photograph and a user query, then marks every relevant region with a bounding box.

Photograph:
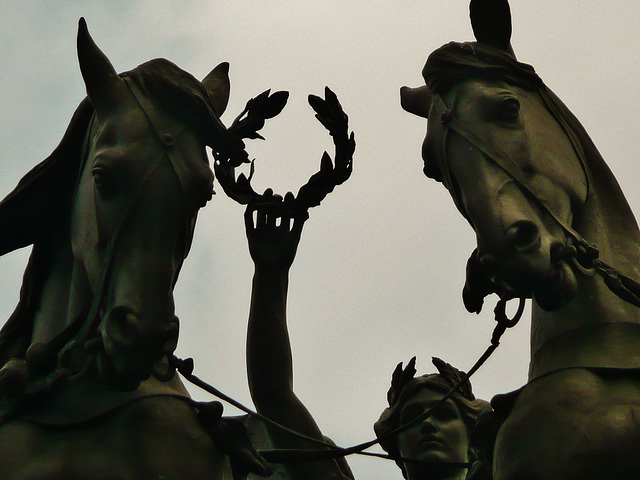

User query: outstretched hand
[244,189,309,270]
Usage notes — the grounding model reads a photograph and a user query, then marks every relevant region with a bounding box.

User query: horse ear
[202,62,231,117]
[400,85,432,119]
[469,0,513,54]
[77,18,127,113]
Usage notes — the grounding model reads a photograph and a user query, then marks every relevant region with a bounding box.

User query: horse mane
[0,58,221,366]
[423,41,542,95]
[0,98,94,362]
[0,98,94,257]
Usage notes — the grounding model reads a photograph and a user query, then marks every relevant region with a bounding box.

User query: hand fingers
[262,188,277,228]
[290,210,309,238]
[284,191,295,203]
[249,190,285,230]
[266,210,277,228]
[245,204,280,232]
[244,204,256,231]
[248,189,309,234]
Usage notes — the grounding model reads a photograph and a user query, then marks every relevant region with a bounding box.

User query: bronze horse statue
[0,19,269,479]
[402,1,640,479]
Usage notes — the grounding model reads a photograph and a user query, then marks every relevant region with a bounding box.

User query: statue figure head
[374,357,491,479]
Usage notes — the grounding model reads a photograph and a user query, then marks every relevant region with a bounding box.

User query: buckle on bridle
[440,109,453,125]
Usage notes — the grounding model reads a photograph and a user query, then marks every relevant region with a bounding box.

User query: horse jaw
[99,302,179,389]
[531,261,579,311]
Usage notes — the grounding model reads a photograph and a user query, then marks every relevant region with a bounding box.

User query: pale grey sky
[1,2,639,478]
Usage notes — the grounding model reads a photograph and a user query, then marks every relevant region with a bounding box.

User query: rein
[171,299,522,466]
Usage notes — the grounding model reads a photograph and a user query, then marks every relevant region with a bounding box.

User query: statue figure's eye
[400,404,424,424]
[499,97,521,122]
[432,405,458,422]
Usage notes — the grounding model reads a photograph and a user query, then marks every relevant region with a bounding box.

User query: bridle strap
[431,89,590,249]
[124,76,191,215]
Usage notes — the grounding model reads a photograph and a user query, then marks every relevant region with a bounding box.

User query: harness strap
[529,322,640,380]
[172,300,522,466]
[125,77,191,203]
[126,76,200,251]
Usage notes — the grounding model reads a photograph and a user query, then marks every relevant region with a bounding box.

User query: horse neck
[577,163,640,280]
[530,160,640,352]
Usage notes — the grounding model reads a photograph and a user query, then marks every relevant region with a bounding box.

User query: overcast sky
[1,2,639,478]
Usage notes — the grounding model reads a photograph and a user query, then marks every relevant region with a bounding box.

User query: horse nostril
[103,306,138,348]
[505,220,540,252]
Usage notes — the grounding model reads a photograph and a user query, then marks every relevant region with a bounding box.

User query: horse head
[63,20,244,389]
[402,1,591,313]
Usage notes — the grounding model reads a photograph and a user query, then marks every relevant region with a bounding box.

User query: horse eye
[92,167,115,197]
[499,97,520,121]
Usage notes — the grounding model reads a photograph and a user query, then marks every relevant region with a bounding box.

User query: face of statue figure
[396,387,470,467]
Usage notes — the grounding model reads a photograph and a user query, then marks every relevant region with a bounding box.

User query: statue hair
[374,357,491,479]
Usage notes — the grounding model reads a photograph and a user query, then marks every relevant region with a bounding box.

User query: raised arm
[245,191,352,480]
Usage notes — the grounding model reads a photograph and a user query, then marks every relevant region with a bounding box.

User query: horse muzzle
[99,306,179,389]
[476,219,579,311]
